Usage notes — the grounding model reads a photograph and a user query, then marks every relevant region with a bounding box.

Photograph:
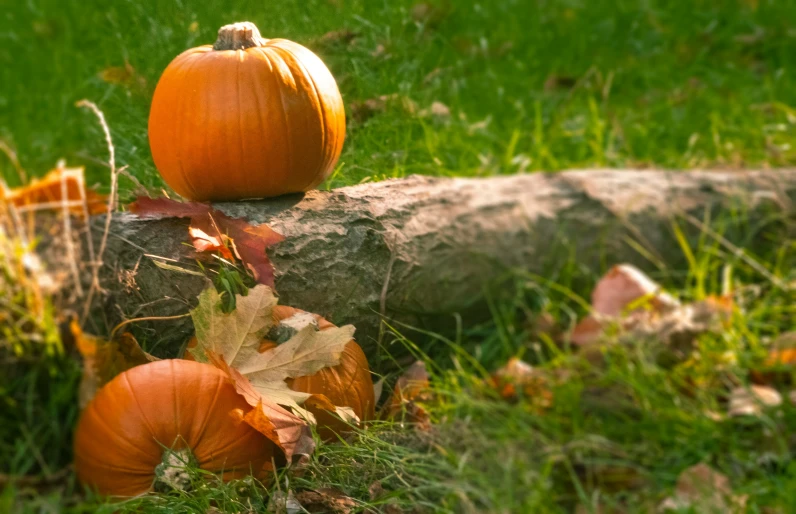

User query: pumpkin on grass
[148,21,346,201]
[184,305,375,440]
[74,359,275,497]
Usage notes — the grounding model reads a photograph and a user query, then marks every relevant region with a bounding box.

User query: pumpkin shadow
[213,192,307,220]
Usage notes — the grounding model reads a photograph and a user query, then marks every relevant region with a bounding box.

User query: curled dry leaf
[727,385,782,418]
[570,264,734,366]
[383,361,432,429]
[295,488,357,514]
[572,264,679,346]
[71,320,157,408]
[2,165,107,215]
[659,463,747,513]
[129,197,284,286]
[188,226,234,261]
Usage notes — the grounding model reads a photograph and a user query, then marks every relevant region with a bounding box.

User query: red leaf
[129,197,284,286]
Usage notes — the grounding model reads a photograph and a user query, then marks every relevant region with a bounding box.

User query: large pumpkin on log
[184,305,375,440]
[148,21,345,201]
[74,359,274,497]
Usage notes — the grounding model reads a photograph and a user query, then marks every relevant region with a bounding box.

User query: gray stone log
[96,170,795,365]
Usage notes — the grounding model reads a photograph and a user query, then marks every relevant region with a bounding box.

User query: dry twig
[76,100,119,323]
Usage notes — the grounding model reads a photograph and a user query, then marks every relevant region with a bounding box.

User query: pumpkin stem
[154,447,196,492]
[213,21,268,50]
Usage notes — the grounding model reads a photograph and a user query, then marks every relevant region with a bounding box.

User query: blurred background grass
[2,0,796,193]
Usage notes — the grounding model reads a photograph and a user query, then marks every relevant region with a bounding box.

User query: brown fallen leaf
[99,61,147,91]
[489,357,552,410]
[71,320,158,408]
[628,297,734,356]
[311,29,359,49]
[129,197,284,286]
[371,43,387,58]
[594,264,677,315]
[383,361,432,429]
[544,74,578,92]
[410,1,451,27]
[349,94,418,123]
[418,101,451,120]
[570,265,735,362]
[268,490,304,514]
[572,264,679,346]
[295,488,357,513]
[750,332,796,386]
[2,165,107,215]
[659,463,747,513]
[422,67,445,85]
[727,385,782,417]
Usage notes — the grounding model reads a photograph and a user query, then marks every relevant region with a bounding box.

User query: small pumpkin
[273,306,375,440]
[184,305,375,440]
[74,359,275,497]
[148,21,345,201]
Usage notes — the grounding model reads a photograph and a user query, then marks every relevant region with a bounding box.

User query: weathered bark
[95,170,795,364]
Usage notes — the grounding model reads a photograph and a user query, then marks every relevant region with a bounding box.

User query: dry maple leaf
[129,197,284,286]
[189,284,356,455]
[190,285,354,412]
[2,165,107,216]
[71,320,157,408]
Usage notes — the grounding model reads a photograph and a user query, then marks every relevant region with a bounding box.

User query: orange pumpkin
[74,359,274,497]
[184,305,375,440]
[273,306,375,440]
[148,21,345,201]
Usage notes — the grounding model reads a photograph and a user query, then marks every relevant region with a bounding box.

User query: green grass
[1,0,796,512]
[3,0,796,191]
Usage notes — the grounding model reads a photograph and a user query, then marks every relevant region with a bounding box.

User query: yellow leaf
[2,165,107,216]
